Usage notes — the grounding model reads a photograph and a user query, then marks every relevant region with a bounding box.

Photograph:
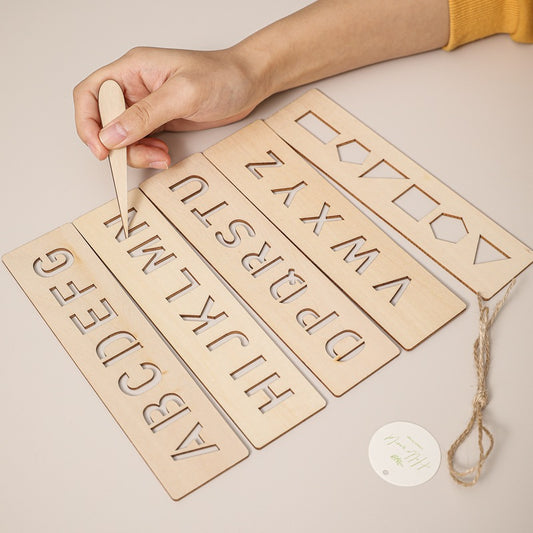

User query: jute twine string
[447,279,516,487]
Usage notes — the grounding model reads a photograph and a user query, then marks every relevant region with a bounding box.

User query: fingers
[73,48,166,159]
[74,87,109,159]
[74,46,255,165]
[73,67,123,160]
[127,138,171,169]
[74,64,172,169]
[74,68,117,160]
[98,81,190,150]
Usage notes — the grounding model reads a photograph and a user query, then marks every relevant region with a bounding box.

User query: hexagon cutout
[337,140,370,164]
[430,214,468,243]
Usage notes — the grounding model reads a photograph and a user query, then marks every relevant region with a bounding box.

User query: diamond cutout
[393,185,439,221]
[430,214,468,243]
[360,160,407,179]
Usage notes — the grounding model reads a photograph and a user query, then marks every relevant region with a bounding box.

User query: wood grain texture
[98,80,129,237]
[204,121,466,350]
[74,189,326,447]
[266,89,533,299]
[140,153,399,395]
[2,224,248,500]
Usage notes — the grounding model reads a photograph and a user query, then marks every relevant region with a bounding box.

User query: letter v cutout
[373,277,411,306]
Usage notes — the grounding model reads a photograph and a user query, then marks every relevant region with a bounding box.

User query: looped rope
[447,279,516,487]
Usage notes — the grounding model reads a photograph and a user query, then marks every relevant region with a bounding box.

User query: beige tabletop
[1,1,532,532]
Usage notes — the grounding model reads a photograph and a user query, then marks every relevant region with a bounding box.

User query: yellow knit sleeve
[444,0,533,50]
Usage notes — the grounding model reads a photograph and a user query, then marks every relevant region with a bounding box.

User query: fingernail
[99,122,127,148]
[148,160,169,170]
[87,142,100,158]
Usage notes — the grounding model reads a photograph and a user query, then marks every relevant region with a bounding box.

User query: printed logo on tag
[368,421,441,487]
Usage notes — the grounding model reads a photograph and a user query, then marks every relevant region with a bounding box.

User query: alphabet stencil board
[3,90,531,500]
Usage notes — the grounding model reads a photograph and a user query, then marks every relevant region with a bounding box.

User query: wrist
[229,36,279,103]
[228,6,329,99]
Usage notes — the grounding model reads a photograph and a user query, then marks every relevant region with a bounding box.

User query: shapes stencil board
[266,89,533,299]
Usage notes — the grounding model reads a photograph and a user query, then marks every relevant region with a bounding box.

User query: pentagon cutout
[2,224,249,501]
[266,89,533,299]
[74,190,326,449]
[337,140,370,165]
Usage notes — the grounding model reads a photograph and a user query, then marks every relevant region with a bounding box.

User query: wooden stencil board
[2,224,249,501]
[74,189,326,448]
[140,153,400,396]
[204,121,466,350]
[266,89,533,299]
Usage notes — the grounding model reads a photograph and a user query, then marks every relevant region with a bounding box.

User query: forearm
[233,0,450,98]
[75,0,451,167]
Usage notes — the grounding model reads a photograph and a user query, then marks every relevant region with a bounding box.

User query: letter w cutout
[331,237,379,274]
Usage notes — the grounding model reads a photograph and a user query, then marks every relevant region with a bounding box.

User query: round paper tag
[368,421,441,487]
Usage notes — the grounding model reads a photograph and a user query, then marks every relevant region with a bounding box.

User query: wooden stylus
[98,79,129,238]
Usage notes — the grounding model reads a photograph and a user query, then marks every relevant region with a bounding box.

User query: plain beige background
[1,1,532,532]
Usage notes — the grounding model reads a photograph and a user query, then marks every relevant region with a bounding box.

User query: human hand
[73,46,267,168]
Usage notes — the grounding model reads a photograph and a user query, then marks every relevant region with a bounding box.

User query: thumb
[99,83,181,149]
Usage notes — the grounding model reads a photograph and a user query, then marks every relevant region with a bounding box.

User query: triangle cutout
[474,236,509,264]
[360,160,407,179]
